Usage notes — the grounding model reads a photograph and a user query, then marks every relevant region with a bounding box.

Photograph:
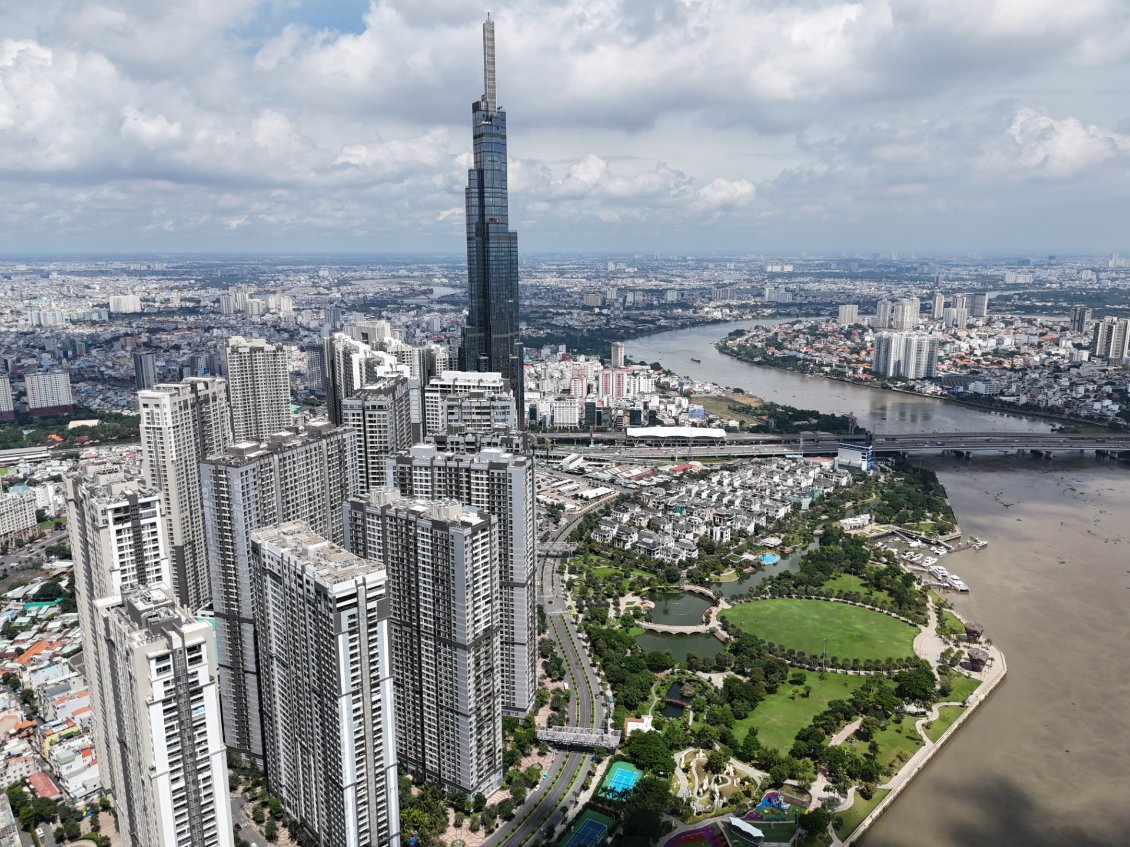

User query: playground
[750,790,792,821]
[598,761,643,799]
[559,809,616,847]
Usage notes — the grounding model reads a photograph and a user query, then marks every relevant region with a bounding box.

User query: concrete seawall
[841,649,1008,845]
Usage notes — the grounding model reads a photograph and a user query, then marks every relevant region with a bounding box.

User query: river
[628,320,1052,434]
[627,323,1130,846]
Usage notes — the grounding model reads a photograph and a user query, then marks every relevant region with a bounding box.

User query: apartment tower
[200,422,358,762]
[224,336,291,441]
[251,523,400,847]
[345,491,503,795]
[138,378,232,608]
[387,438,537,716]
[93,587,233,847]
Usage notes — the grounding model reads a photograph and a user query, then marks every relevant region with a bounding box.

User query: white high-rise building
[138,378,232,608]
[872,332,939,379]
[93,587,232,847]
[108,294,143,314]
[251,523,400,847]
[874,298,893,329]
[423,371,513,436]
[25,371,73,416]
[345,491,503,795]
[387,438,537,717]
[224,336,291,442]
[341,377,414,493]
[1091,316,1130,360]
[66,466,232,847]
[324,333,405,425]
[0,490,37,542]
[837,305,859,325]
[0,374,13,421]
[610,341,625,368]
[931,291,945,319]
[891,298,920,331]
[200,422,358,762]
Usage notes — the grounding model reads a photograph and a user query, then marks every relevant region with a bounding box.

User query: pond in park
[635,631,725,662]
[646,591,712,625]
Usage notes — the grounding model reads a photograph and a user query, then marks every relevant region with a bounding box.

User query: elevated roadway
[537,431,1130,462]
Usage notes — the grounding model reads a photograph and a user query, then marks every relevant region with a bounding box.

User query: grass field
[722,599,918,662]
[693,393,765,426]
[733,672,867,753]
[842,714,923,774]
[835,789,889,839]
[822,573,893,605]
[925,705,964,742]
[947,673,981,702]
[937,608,965,639]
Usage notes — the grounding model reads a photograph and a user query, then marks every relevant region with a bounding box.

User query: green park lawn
[836,788,889,839]
[722,599,918,663]
[947,673,981,702]
[842,714,923,774]
[822,572,893,605]
[925,705,964,742]
[733,672,867,753]
[937,608,965,639]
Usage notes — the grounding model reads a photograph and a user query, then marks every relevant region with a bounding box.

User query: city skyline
[1,2,1128,255]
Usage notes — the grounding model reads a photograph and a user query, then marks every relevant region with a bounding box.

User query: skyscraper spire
[483,14,496,113]
[460,16,525,425]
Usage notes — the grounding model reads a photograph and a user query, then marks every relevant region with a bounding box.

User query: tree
[705,747,730,773]
[498,798,515,820]
[510,784,527,805]
[790,756,818,789]
[623,730,676,776]
[473,792,487,813]
[267,797,284,820]
[800,807,833,836]
[264,819,278,842]
[895,663,937,705]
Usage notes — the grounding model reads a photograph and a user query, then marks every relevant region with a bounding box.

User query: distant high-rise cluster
[873,332,940,379]
[1070,305,1093,334]
[65,17,538,847]
[1091,316,1130,360]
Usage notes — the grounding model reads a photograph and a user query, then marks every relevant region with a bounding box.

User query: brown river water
[863,457,1130,846]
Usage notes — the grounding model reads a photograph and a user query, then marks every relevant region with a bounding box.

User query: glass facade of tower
[460,22,525,423]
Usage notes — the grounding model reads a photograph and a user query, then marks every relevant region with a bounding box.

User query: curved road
[486,508,607,847]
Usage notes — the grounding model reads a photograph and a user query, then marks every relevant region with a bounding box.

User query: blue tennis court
[598,760,643,797]
[560,810,615,847]
[565,819,608,847]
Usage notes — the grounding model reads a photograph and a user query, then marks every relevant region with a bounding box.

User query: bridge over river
[539,431,1130,461]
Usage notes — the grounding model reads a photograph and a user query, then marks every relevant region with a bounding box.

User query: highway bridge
[536,430,1130,461]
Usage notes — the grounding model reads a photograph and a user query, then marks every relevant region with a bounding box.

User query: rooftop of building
[252,520,385,584]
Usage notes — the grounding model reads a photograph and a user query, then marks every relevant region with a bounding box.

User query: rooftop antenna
[482,13,497,113]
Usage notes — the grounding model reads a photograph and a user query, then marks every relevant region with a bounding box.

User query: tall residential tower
[200,422,358,762]
[459,16,525,423]
[138,378,232,608]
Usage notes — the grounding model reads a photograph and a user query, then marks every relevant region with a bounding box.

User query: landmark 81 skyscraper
[460,15,525,423]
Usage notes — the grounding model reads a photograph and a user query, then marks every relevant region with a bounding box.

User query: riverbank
[839,606,1007,845]
[713,340,1112,431]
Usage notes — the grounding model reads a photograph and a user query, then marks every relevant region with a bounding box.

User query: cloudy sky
[2,0,1129,255]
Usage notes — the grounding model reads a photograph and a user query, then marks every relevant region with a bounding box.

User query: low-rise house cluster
[0,574,100,802]
[590,458,852,566]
